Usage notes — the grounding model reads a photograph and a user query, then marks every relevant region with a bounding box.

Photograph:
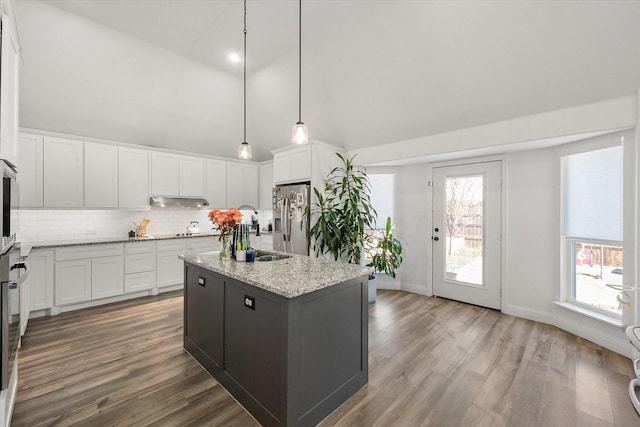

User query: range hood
[150,197,210,208]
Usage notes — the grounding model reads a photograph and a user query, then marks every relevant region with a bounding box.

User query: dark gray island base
[181,252,370,427]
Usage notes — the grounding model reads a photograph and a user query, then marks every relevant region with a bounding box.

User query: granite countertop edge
[181,251,372,299]
[25,232,222,252]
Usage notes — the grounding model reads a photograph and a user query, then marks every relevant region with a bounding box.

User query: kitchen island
[180,251,371,427]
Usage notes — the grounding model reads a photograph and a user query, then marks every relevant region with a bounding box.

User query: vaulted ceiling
[15,0,640,162]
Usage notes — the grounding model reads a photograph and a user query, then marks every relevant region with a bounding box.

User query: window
[562,145,623,317]
[365,174,395,263]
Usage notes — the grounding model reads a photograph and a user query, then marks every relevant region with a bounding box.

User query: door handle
[433,236,439,241]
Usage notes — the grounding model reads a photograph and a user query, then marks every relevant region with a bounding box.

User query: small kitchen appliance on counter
[187,221,200,234]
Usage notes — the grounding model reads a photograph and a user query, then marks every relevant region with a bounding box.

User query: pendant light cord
[243,0,247,143]
[297,0,302,124]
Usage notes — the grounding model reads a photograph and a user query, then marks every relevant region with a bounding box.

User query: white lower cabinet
[54,244,124,306]
[156,239,187,288]
[91,256,124,299]
[55,259,92,306]
[186,237,216,255]
[31,237,214,314]
[124,241,156,292]
[28,249,54,311]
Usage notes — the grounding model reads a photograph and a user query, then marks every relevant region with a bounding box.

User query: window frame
[559,133,629,321]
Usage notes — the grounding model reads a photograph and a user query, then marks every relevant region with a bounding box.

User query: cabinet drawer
[125,252,156,274]
[186,237,216,253]
[125,271,156,293]
[156,239,187,252]
[125,241,156,254]
[56,243,124,261]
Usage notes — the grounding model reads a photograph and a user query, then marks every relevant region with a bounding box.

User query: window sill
[553,301,624,328]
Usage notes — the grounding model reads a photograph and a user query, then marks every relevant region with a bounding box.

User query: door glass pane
[446,175,483,285]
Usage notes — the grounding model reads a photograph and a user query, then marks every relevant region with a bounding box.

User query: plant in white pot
[366,217,403,303]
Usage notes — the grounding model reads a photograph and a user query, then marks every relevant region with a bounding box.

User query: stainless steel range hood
[150,197,210,208]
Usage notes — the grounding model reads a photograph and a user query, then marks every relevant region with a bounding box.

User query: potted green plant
[306,153,377,265]
[366,216,403,302]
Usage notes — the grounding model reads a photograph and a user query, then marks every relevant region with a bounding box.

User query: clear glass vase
[219,233,231,261]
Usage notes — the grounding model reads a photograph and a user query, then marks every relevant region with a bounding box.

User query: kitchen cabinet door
[85,143,118,208]
[55,259,92,306]
[151,152,180,196]
[156,239,186,288]
[227,162,259,208]
[224,278,285,419]
[92,256,124,299]
[243,164,259,207]
[44,137,84,208]
[17,133,44,208]
[119,147,150,208]
[259,162,273,210]
[226,162,243,208]
[205,159,227,208]
[0,16,20,167]
[28,249,54,312]
[273,146,311,184]
[180,156,205,197]
[184,265,224,370]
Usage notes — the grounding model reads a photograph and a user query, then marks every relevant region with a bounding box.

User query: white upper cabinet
[0,15,20,167]
[151,152,180,196]
[85,143,118,208]
[226,162,243,208]
[259,162,274,210]
[179,156,205,197]
[43,136,84,208]
[17,133,44,208]
[205,159,227,208]
[273,146,311,184]
[226,162,258,208]
[119,147,150,208]
[244,163,259,207]
[151,152,205,197]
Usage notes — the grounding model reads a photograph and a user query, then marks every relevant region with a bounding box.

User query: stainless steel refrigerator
[273,182,310,255]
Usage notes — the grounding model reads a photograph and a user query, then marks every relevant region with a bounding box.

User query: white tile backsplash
[18,207,273,243]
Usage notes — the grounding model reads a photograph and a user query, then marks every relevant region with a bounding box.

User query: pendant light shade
[239,141,252,159]
[291,0,308,145]
[292,122,308,145]
[238,0,252,159]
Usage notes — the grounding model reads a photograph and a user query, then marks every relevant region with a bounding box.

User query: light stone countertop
[180,251,372,299]
[22,232,220,255]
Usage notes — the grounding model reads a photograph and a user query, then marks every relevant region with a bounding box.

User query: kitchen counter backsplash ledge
[26,232,221,251]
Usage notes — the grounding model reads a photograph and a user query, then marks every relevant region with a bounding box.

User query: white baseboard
[504,303,632,358]
[401,282,430,296]
[503,303,553,324]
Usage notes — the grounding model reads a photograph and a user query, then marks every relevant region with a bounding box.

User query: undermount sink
[254,249,291,260]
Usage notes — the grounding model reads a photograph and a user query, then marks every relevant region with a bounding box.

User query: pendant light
[291,0,308,145]
[238,0,252,159]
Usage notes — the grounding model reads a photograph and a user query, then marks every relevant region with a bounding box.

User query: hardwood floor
[12,290,639,426]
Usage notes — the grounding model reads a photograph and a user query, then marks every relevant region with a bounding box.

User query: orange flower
[208,208,244,241]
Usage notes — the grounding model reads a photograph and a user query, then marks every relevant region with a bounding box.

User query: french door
[432,161,502,310]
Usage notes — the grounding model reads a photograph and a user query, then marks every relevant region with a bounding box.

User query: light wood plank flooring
[12,290,640,426]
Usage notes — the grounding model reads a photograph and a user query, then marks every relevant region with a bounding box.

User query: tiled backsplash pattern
[18,208,272,243]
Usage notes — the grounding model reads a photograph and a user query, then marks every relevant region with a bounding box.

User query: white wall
[375,130,638,357]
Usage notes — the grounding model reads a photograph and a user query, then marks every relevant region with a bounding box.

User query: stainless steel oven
[1,243,25,390]
[0,161,18,255]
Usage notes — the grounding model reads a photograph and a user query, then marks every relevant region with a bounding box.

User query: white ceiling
[15,0,640,162]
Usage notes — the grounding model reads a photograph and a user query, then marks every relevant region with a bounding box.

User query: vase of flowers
[208,208,243,261]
